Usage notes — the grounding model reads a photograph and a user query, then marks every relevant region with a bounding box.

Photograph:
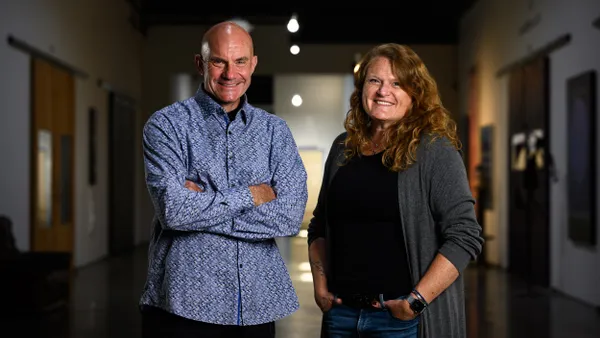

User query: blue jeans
[322,302,419,338]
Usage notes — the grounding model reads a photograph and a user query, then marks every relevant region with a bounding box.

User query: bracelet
[412,288,429,307]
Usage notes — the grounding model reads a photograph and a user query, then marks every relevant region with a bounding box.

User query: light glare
[300,273,313,282]
[287,17,299,33]
[298,262,311,271]
[291,94,303,107]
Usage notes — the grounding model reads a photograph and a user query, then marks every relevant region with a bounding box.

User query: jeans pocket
[386,295,419,323]
[387,311,419,323]
[322,295,339,314]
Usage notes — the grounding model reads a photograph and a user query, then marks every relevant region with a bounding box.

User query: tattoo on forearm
[309,259,326,276]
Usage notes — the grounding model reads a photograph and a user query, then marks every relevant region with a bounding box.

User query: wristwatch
[406,292,428,315]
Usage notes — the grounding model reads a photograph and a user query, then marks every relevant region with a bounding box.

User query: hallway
[4,235,600,338]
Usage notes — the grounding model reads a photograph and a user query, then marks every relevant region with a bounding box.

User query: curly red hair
[343,43,461,171]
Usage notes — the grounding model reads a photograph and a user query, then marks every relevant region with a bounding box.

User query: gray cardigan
[307,132,484,338]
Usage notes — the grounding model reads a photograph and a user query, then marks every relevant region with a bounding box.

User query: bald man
[139,21,308,338]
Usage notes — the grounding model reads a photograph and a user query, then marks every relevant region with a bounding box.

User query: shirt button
[239,264,243,268]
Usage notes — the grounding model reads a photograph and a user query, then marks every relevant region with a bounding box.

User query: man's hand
[185,181,275,207]
[184,180,204,192]
[249,184,276,206]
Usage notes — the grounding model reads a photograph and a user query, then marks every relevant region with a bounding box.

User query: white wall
[0,0,144,267]
[274,75,349,162]
[274,74,349,231]
[460,0,600,306]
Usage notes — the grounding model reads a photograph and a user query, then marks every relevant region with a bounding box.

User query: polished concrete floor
[3,235,600,338]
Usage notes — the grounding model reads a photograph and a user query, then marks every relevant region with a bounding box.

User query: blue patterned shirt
[139,86,308,325]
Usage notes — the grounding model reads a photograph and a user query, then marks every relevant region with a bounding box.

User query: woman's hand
[314,288,342,313]
[373,297,417,321]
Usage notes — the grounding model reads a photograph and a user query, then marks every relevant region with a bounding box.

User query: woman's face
[362,57,412,126]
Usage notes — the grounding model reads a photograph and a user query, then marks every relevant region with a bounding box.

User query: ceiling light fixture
[290,45,300,55]
[287,14,299,33]
[291,94,302,107]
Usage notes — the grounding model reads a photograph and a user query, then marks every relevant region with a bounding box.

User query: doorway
[30,58,76,257]
[507,56,550,287]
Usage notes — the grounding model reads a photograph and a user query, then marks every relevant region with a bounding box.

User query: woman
[307,43,483,338]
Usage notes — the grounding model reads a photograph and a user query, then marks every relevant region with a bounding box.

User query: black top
[326,151,412,295]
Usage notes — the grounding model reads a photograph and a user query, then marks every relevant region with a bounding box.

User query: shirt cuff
[221,186,254,214]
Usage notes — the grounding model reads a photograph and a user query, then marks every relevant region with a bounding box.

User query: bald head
[201,21,254,60]
[194,20,258,112]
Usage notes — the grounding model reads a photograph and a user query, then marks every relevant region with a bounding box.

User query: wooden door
[31,58,75,257]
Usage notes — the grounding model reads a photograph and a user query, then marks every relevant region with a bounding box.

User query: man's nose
[222,64,235,79]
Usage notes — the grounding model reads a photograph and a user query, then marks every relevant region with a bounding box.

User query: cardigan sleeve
[426,137,484,272]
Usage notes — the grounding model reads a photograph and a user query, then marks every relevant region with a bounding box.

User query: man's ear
[194,54,204,76]
[250,55,258,73]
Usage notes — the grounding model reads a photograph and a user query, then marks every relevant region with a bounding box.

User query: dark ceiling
[131,1,478,45]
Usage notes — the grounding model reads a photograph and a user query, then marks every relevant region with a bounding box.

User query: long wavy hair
[343,43,461,171]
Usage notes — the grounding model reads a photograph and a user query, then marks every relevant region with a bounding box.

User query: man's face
[196,28,257,112]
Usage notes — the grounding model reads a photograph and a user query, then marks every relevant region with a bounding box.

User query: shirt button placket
[227,126,235,188]
[228,150,234,187]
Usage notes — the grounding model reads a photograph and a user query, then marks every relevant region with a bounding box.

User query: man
[139,21,308,338]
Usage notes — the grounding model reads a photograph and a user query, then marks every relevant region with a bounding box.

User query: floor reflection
[2,235,599,338]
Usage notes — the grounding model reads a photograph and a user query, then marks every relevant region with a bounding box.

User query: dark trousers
[141,306,276,338]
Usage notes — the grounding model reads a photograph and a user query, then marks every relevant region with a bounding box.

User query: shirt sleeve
[221,120,308,240]
[143,113,254,232]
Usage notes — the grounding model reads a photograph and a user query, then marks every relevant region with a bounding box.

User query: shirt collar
[194,84,250,124]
